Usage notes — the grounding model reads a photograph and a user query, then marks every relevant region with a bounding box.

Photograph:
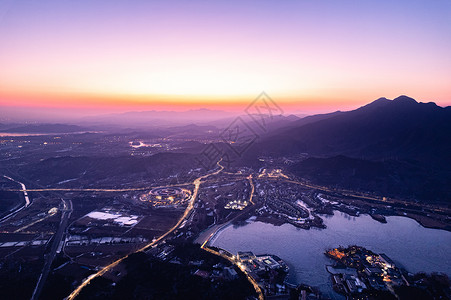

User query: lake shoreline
[252,208,451,233]
[211,211,451,298]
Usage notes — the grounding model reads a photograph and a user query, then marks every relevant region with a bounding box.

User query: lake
[211,212,451,299]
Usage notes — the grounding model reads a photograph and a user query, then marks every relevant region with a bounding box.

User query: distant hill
[0,124,88,133]
[80,108,301,131]
[278,111,344,130]
[81,109,239,128]
[201,113,300,133]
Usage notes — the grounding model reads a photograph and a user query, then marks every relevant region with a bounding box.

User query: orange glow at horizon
[0,88,451,113]
[2,87,450,115]
[1,0,450,115]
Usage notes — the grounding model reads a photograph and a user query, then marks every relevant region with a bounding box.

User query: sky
[0,0,450,119]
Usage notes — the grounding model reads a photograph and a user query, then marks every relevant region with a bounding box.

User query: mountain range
[246,96,451,202]
[254,95,451,165]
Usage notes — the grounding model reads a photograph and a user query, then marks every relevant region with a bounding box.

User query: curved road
[199,173,264,300]
[65,160,224,300]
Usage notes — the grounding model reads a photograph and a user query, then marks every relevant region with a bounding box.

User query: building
[224,266,238,280]
[237,251,256,261]
[140,187,189,207]
[379,254,395,268]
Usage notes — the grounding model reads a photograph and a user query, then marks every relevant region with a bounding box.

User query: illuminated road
[276,176,448,215]
[3,181,196,194]
[202,246,264,300]
[31,198,73,300]
[5,163,445,300]
[198,172,264,300]
[14,208,58,233]
[8,176,444,215]
[65,160,224,300]
[6,186,179,193]
[247,174,255,205]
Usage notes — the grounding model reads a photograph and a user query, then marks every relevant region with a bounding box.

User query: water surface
[212,212,451,299]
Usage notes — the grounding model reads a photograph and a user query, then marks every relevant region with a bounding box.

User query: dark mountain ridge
[255,95,451,166]
[242,96,451,202]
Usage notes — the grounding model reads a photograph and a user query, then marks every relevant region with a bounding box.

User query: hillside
[254,96,451,166]
[247,96,451,202]
[288,155,451,203]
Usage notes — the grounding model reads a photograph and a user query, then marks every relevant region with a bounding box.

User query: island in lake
[325,245,451,300]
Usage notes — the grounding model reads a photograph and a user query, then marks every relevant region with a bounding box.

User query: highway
[65,160,225,300]
[4,182,192,193]
[31,198,73,300]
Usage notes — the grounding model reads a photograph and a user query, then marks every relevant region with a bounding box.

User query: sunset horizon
[1,93,449,123]
[1,0,450,119]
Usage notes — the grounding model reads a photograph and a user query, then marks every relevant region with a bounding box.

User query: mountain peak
[393,95,418,104]
[358,97,391,111]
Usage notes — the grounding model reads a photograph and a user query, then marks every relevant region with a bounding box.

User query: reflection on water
[212,211,451,299]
